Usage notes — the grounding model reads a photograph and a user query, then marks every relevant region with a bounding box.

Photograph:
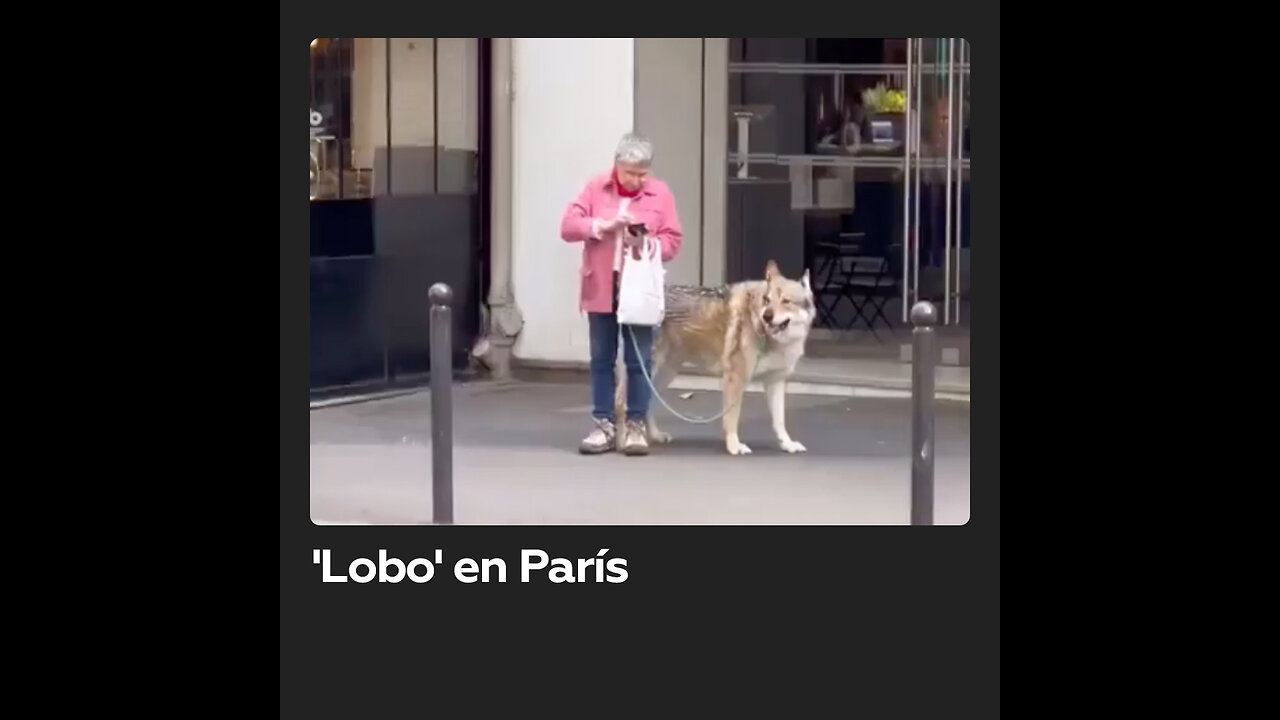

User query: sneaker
[579,418,617,455]
[621,419,650,456]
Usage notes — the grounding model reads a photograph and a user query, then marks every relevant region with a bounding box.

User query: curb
[666,375,970,404]
[511,362,970,402]
[781,371,970,398]
[309,388,425,410]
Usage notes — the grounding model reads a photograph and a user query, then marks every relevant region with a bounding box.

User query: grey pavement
[309,380,970,525]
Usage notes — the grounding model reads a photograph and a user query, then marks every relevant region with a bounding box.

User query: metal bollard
[910,301,938,526]
[428,283,454,525]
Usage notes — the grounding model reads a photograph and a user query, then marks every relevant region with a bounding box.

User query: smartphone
[626,222,648,235]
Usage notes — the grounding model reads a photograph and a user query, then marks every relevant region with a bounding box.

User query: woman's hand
[593,213,633,237]
[622,225,645,248]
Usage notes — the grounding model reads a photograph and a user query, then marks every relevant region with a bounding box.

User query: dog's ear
[764,260,780,281]
[801,268,813,296]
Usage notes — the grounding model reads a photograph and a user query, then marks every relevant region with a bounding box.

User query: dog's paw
[779,439,807,454]
[726,441,753,456]
[648,429,674,445]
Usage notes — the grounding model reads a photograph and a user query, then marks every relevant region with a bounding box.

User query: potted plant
[861,82,907,143]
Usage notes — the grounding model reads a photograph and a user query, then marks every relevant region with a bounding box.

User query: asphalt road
[309,380,970,525]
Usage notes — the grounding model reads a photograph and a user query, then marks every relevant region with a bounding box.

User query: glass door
[726,39,917,359]
[903,38,969,334]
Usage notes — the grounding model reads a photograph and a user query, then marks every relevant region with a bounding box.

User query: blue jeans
[588,304,654,423]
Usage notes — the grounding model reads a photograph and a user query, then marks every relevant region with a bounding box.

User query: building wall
[510,37,635,364]
[509,37,725,366]
[701,38,729,289]
[634,38,702,288]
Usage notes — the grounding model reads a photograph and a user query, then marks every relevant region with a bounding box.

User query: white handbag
[615,235,665,327]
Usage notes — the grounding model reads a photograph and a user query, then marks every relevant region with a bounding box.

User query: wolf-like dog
[614,259,816,455]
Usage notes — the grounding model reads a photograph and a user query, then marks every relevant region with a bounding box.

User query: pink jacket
[559,171,683,314]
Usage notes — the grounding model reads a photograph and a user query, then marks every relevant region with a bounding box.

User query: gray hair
[614,133,654,167]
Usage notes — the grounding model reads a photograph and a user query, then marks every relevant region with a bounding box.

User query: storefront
[723,38,971,365]
[308,38,971,392]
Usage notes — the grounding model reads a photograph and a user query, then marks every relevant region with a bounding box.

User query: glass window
[309,38,479,202]
[310,38,367,201]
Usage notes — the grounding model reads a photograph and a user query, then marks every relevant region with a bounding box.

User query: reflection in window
[310,38,360,200]
[309,38,479,201]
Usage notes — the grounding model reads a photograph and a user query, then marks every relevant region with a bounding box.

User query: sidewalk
[309,380,970,525]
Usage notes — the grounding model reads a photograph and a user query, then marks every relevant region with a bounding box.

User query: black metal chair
[843,239,901,342]
[811,234,865,331]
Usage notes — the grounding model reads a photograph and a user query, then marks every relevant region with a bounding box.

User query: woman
[560,133,683,456]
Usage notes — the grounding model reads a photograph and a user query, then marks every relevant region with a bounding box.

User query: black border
[284,20,1000,720]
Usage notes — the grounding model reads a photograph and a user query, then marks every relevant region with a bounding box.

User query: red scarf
[612,167,642,198]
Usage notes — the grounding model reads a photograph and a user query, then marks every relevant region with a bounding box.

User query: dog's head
[757,260,816,341]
